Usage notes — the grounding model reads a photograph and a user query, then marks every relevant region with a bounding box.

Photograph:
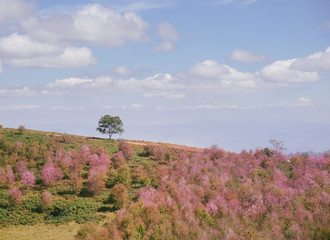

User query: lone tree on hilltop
[97,115,124,139]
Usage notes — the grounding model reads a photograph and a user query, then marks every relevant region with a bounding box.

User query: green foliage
[108,184,129,210]
[106,166,132,188]
[96,115,124,139]
[195,207,214,226]
[312,226,330,240]
[261,147,274,157]
[45,198,102,224]
[17,125,26,135]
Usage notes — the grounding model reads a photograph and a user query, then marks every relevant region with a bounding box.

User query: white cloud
[260,59,319,83]
[22,4,149,46]
[6,46,97,68]
[101,105,114,109]
[157,21,180,41]
[0,59,3,72]
[0,34,61,58]
[0,0,35,24]
[47,76,112,88]
[0,86,36,96]
[229,49,268,62]
[112,66,133,76]
[130,103,143,109]
[0,105,40,110]
[183,60,260,90]
[154,41,175,52]
[291,47,330,71]
[143,92,185,99]
[297,97,312,106]
[116,73,181,91]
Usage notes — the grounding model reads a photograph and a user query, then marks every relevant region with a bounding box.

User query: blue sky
[0,0,330,153]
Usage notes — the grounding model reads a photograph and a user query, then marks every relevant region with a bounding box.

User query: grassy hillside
[0,127,329,239]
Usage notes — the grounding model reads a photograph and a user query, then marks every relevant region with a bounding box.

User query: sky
[0,0,330,153]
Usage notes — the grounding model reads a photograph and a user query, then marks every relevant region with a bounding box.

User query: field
[0,127,329,239]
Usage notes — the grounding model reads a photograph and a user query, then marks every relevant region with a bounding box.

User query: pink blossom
[205,200,218,216]
[42,191,53,206]
[16,160,27,176]
[41,163,64,186]
[8,187,22,204]
[21,170,35,188]
[229,199,242,215]
[6,166,15,185]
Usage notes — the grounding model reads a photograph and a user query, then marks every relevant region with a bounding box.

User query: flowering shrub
[21,170,35,188]
[41,163,64,186]
[118,142,133,160]
[8,187,22,205]
[41,191,53,207]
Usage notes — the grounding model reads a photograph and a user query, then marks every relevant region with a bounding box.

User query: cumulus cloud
[0,0,35,24]
[297,97,312,106]
[183,60,260,90]
[154,21,179,52]
[157,21,180,41]
[229,49,268,62]
[0,34,61,58]
[21,4,149,46]
[290,47,330,71]
[0,60,3,72]
[6,46,97,68]
[47,76,112,88]
[260,59,319,83]
[154,41,175,52]
[116,73,181,91]
[112,66,133,76]
[0,86,36,96]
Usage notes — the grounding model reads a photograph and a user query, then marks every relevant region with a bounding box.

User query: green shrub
[0,199,10,208]
[108,184,129,210]
[45,199,101,224]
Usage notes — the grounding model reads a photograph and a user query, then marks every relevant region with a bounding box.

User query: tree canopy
[96,115,124,139]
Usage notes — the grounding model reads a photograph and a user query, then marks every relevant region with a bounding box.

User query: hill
[0,127,329,239]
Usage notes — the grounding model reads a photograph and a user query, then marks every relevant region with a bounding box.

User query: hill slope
[0,127,329,239]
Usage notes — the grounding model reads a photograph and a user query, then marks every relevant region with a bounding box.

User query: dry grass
[0,222,80,240]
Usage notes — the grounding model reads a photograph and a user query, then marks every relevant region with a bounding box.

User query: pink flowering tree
[21,170,35,189]
[16,160,27,176]
[6,165,15,186]
[41,163,64,186]
[88,169,106,195]
[8,187,22,205]
[41,191,53,208]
